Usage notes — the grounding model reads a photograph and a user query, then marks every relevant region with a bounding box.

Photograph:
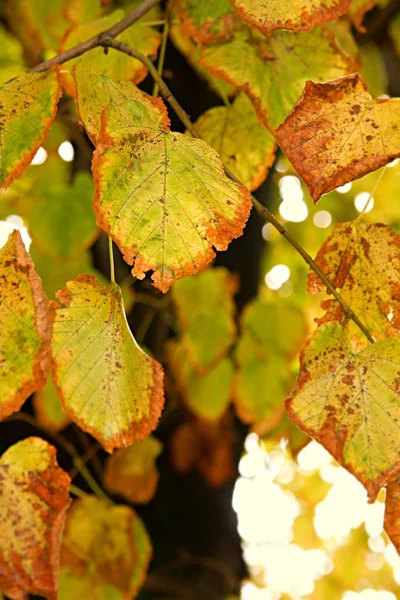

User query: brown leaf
[276,74,400,201]
[0,437,71,600]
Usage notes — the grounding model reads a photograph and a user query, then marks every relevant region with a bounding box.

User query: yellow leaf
[286,323,400,501]
[231,0,351,34]
[193,93,276,191]
[308,222,400,342]
[60,496,151,600]
[0,231,50,420]
[276,74,400,201]
[93,99,251,292]
[0,70,61,188]
[0,437,70,600]
[51,275,165,452]
[103,436,163,504]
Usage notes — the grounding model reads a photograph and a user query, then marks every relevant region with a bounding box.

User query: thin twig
[153,21,169,96]
[109,236,115,284]
[29,0,162,74]
[100,37,375,345]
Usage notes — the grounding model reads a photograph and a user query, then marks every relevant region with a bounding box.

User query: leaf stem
[153,22,169,97]
[101,38,375,345]
[69,483,88,499]
[355,166,387,223]
[109,236,115,284]
[29,0,162,74]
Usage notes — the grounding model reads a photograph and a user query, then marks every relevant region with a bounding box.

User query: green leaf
[230,0,350,34]
[33,370,70,433]
[103,435,163,504]
[286,323,400,501]
[235,299,306,427]
[275,74,400,201]
[0,231,50,420]
[390,11,400,56]
[193,93,276,191]
[172,268,237,371]
[93,99,252,292]
[61,9,161,97]
[0,437,70,600]
[60,496,151,600]
[308,222,400,342]
[359,43,388,98]
[167,340,234,421]
[0,70,61,188]
[22,171,97,260]
[199,25,351,129]
[0,24,25,85]
[51,275,165,452]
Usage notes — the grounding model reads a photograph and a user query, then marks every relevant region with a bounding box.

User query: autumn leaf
[0,437,71,600]
[167,340,234,421]
[235,299,306,428]
[193,93,276,191]
[199,24,352,129]
[170,415,236,487]
[384,476,400,553]
[0,70,61,188]
[230,0,351,34]
[0,231,50,420]
[51,275,165,452]
[286,322,400,501]
[170,0,238,43]
[60,9,161,97]
[172,267,237,371]
[60,496,151,599]
[73,63,154,143]
[308,222,400,342]
[33,371,70,434]
[93,99,251,293]
[169,20,237,99]
[348,0,379,31]
[0,24,25,85]
[103,435,163,504]
[275,74,400,201]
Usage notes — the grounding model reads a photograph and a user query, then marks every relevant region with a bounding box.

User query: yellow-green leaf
[167,340,234,421]
[308,222,400,342]
[170,0,237,43]
[193,93,276,191]
[235,299,306,427]
[60,496,151,600]
[51,275,165,452]
[103,436,163,504]
[0,231,50,420]
[390,11,400,55]
[0,437,71,600]
[286,323,400,501]
[0,24,25,85]
[172,268,237,371]
[200,25,351,129]
[73,63,153,143]
[359,43,388,97]
[93,99,252,293]
[169,20,237,99]
[230,0,350,34]
[275,74,400,201]
[61,9,161,97]
[0,70,61,188]
[33,371,70,433]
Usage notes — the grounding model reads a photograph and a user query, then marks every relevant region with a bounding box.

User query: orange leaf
[276,74,400,201]
[0,437,71,600]
[384,476,400,554]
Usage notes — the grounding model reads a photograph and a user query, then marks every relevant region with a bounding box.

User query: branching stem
[100,37,375,345]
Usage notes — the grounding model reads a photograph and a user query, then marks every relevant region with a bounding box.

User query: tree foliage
[0,0,400,598]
